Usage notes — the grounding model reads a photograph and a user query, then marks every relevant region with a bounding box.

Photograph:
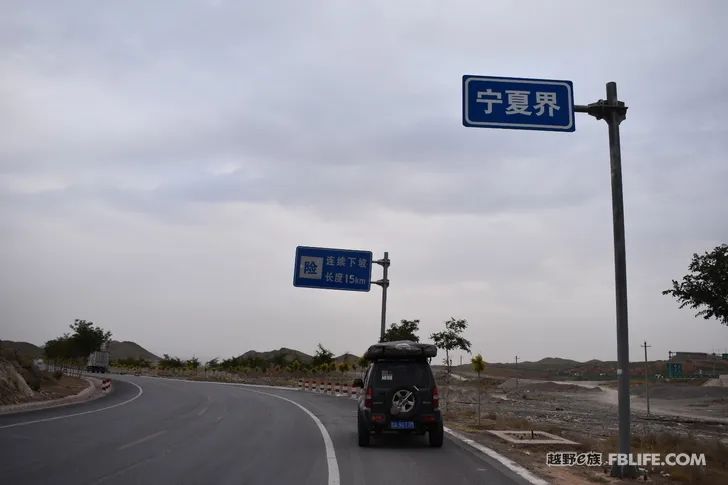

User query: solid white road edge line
[444,427,549,485]
[0,381,144,430]
[245,388,340,485]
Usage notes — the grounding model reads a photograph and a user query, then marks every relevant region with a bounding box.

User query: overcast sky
[2,1,727,364]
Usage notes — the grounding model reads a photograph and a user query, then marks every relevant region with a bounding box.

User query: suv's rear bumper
[360,409,442,433]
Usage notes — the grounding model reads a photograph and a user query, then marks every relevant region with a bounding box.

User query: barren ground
[0,358,89,406]
[438,371,728,484]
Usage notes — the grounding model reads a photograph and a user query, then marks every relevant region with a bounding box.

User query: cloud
[2,1,728,362]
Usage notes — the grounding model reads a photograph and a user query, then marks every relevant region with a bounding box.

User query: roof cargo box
[364,341,437,360]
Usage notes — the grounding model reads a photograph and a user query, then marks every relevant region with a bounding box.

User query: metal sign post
[574,82,633,478]
[373,252,390,342]
[464,77,634,478]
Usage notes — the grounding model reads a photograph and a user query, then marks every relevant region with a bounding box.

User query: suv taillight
[364,386,373,409]
[432,386,439,409]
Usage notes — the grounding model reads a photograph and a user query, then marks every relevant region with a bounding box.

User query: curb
[0,376,106,416]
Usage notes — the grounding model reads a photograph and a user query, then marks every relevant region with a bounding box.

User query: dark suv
[355,341,443,447]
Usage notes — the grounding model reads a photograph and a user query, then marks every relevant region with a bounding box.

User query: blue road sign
[293,246,373,292]
[463,75,575,132]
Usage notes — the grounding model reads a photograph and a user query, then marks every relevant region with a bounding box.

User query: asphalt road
[0,376,534,485]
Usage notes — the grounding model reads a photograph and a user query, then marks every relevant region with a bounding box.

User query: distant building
[671,351,709,361]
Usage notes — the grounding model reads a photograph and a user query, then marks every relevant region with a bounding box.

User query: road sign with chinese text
[293,246,373,292]
[463,75,575,132]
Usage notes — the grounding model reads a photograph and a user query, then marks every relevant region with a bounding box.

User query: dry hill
[240,347,313,364]
[108,340,160,362]
[0,340,43,359]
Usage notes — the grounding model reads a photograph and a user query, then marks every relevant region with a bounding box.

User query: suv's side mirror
[352,378,364,388]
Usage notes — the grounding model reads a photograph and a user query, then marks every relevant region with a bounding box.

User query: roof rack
[364,341,437,360]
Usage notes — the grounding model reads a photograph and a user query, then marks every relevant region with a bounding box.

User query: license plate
[390,420,415,430]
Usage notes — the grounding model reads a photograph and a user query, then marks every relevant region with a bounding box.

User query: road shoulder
[0,376,105,415]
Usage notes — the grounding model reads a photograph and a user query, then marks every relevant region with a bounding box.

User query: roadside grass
[573,430,726,483]
[630,432,726,483]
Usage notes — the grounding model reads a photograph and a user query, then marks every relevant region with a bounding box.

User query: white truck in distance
[86,350,110,373]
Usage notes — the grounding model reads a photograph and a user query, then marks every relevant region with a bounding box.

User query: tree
[663,244,728,326]
[187,356,200,370]
[312,344,334,368]
[271,353,288,368]
[113,357,150,368]
[383,319,421,342]
[69,319,112,359]
[357,356,369,371]
[44,335,74,369]
[337,362,349,374]
[44,335,69,360]
[288,359,302,373]
[159,354,184,369]
[430,317,471,375]
[43,319,111,371]
[471,354,486,425]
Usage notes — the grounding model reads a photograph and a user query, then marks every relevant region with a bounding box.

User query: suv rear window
[371,361,432,388]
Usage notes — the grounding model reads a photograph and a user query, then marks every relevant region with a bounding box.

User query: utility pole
[641,341,651,415]
[373,252,390,342]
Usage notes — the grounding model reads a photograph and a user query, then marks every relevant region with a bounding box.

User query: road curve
[0,376,532,485]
